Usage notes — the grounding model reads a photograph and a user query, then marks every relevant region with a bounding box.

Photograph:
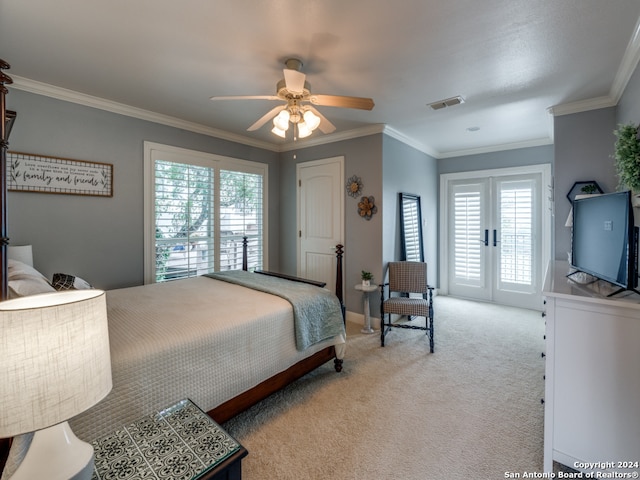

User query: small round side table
[355,283,378,334]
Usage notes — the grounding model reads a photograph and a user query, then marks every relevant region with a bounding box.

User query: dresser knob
[541,352,546,358]
[541,398,545,404]
[541,311,546,318]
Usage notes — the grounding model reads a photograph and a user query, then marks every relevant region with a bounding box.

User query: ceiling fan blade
[309,94,375,110]
[283,69,306,94]
[307,106,336,134]
[210,95,279,101]
[247,105,285,131]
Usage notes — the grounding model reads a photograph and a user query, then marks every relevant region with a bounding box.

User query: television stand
[565,269,640,298]
[565,269,598,286]
[604,285,640,297]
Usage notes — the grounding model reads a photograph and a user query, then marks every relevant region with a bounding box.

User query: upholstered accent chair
[380,261,434,352]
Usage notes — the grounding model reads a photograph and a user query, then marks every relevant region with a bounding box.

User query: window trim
[143,141,268,284]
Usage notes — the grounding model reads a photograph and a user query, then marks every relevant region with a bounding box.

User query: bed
[0,63,346,467]
[3,240,346,444]
[76,252,346,441]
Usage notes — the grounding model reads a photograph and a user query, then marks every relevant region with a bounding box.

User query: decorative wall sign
[7,151,113,197]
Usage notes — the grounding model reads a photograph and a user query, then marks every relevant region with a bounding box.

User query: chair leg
[428,316,434,353]
[381,312,386,347]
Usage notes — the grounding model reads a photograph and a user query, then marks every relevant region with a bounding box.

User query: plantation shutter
[154,160,214,282]
[219,169,264,271]
[498,179,534,287]
[453,185,483,286]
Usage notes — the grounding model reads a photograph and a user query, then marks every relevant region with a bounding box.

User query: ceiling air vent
[427,95,465,110]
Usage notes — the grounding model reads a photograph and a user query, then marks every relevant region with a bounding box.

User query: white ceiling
[2,1,640,158]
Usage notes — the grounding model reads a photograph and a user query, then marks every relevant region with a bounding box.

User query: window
[144,142,267,283]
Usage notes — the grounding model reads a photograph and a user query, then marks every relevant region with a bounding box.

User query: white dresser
[543,261,640,475]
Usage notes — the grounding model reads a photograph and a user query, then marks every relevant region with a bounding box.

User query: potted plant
[613,123,640,204]
[361,270,373,287]
[580,183,598,194]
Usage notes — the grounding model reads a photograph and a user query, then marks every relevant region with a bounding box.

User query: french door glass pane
[499,179,533,286]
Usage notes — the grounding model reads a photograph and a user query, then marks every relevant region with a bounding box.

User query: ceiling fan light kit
[269,103,321,138]
[211,58,374,139]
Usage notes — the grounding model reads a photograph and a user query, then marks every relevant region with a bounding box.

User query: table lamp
[0,289,112,480]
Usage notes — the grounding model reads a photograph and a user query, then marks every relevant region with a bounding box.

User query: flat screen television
[571,190,639,295]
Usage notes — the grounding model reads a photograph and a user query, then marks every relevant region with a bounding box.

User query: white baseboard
[345,310,381,330]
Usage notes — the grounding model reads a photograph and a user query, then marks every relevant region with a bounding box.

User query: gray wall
[618,60,640,125]
[438,144,553,175]
[277,135,383,315]
[553,107,617,260]
[6,89,279,289]
[551,58,640,263]
[382,135,438,289]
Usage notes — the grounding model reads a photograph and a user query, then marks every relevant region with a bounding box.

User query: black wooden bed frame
[215,237,345,425]
[0,60,345,470]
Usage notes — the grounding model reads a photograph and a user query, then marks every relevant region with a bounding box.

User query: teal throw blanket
[205,271,345,351]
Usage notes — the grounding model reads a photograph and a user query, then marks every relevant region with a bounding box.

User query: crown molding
[9,75,281,152]
[547,95,617,117]
[438,137,553,159]
[382,126,440,158]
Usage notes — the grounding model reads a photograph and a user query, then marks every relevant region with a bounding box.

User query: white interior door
[297,157,344,292]
[443,166,550,310]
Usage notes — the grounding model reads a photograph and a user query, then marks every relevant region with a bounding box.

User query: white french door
[441,165,551,310]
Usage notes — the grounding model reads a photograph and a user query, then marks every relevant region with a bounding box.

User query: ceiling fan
[210,58,374,139]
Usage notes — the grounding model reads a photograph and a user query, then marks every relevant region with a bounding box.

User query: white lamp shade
[0,289,112,438]
[303,110,320,131]
[7,245,33,267]
[273,110,290,131]
[271,125,287,138]
[297,121,312,138]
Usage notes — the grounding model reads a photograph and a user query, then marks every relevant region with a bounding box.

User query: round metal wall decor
[346,175,363,198]
[358,195,377,220]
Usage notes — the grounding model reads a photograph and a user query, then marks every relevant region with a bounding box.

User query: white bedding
[70,275,345,441]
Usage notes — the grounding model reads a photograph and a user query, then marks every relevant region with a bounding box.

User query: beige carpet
[222,296,545,480]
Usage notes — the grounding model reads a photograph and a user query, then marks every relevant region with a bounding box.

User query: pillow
[52,273,92,291]
[7,259,56,298]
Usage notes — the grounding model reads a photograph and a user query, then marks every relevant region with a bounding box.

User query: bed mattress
[70,275,344,441]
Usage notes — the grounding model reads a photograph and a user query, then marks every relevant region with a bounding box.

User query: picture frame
[7,151,113,197]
